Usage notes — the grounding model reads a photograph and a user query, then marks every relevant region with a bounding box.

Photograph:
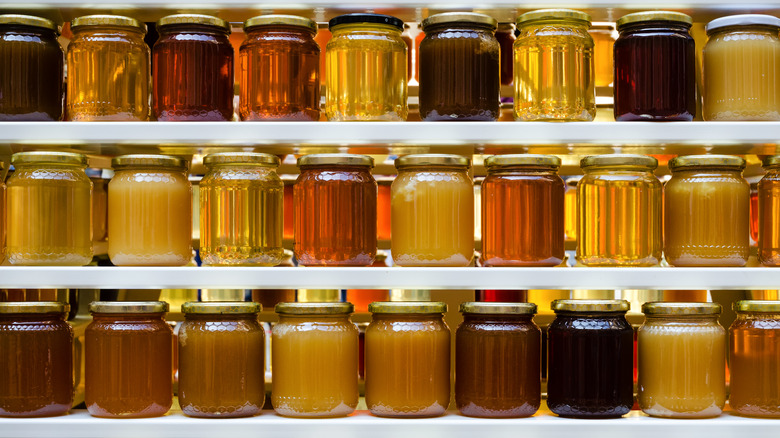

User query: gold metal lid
[734,300,780,313]
[460,302,537,315]
[517,9,591,26]
[580,154,658,170]
[617,11,693,30]
[395,154,470,168]
[71,15,146,33]
[0,14,59,33]
[422,13,498,31]
[642,302,722,315]
[668,155,746,171]
[204,152,280,167]
[244,15,318,33]
[112,154,187,169]
[485,154,561,169]
[11,151,88,166]
[0,302,69,314]
[89,301,169,313]
[182,301,261,314]
[297,154,374,167]
[551,299,630,313]
[275,302,354,315]
[762,155,780,169]
[369,301,447,314]
[157,14,230,32]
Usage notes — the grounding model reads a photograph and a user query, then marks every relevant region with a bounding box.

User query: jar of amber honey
[108,155,192,266]
[7,152,92,266]
[272,302,358,418]
[482,154,564,266]
[86,301,173,418]
[240,15,320,121]
[638,302,726,418]
[730,300,780,418]
[294,154,376,266]
[179,302,264,418]
[366,302,450,417]
[0,302,72,417]
[759,156,780,265]
[200,152,283,266]
[456,302,540,418]
[665,155,749,266]
[392,154,474,266]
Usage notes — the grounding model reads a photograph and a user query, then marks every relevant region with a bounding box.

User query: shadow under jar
[0,15,63,121]
[456,302,541,418]
[240,15,320,121]
[758,156,780,266]
[294,154,376,266]
[153,14,234,121]
[85,301,173,418]
[613,11,695,121]
[664,155,749,266]
[418,12,500,121]
[0,302,73,417]
[547,300,634,418]
[178,302,265,418]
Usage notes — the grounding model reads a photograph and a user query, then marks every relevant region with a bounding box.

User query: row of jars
[2,299,779,419]
[2,10,780,122]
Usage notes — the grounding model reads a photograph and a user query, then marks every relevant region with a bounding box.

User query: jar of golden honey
[759,156,780,265]
[272,302,358,418]
[638,302,726,418]
[86,301,173,418]
[179,302,265,418]
[365,302,450,417]
[7,152,93,266]
[0,302,73,417]
[326,14,408,121]
[577,155,662,266]
[200,152,283,266]
[665,155,749,266]
[67,15,150,121]
[108,155,192,266]
[392,154,474,266]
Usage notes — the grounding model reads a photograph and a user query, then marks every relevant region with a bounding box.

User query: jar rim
[0,14,60,33]
[157,14,231,33]
[112,154,188,170]
[580,154,657,170]
[369,301,447,314]
[182,301,261,314]
[0,301,69,314]
[460,302,537,315]
[244,14,317,33]
[12,151,88,166]
[668,155,745,171]
[734,300,780,313]
[517,9,591,27]
[395,154,470,169]
[552,299,630,313]
[204,152,280,167]
[762,155,780,169]
[71,15,147,34]
[616,11,693,30]
[485,154,560,169]
[89,301,169,314]
[642,302,722,316]
[706,14,780,34]
[329,13,403,31]
[422,12,498,31]
[275,302,354,315]
[297,153,374,168]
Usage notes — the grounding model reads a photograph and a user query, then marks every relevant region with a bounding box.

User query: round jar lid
[580,154,658,170]
[517,9,591,26]
[734,300,780,313]
[89,301,169,313]
[369,301,447,314]
[551,299,630,313]
[485,154,561,169]
[642,302,722,315]
[244,14,317,33]
[395,154,470,168]
[329,13,403,31]
[112,154,187,169]
[762,155,780,169]
[460,302,537,315]
[71,15,147,33]
[668,155,745,171]
[157,14,230,32]
[616,11,693,30]
[275,302,354,315]
[706,14,780,34]
[12,151,88,166]
[182,301,262,314]
[0,14,59,33]
[204,152,280,167]
[0,302,69,314]
[422,13,498,31]
[297,154,374,167]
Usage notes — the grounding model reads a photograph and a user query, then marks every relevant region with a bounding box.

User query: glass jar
[7,152,92,266]
[366,302,450,417]
[294,154,376,266]
[638,302,726,418]
[547,300,634,418]
[153,14,234,121]
[456,302,540,418]
[0,162,5,265]
[730,300,780,418]
[179,302,264,418]
[0,15,63,121]
[91,177,107,242]
[482,154,564,266]
[759,156,780,265]
[664,155,749,266]
[67,15,150,121]
[751,181,759,244]
[240,15,320,121]
[590,24,615,88]
[564,175,580,242]
[614,12,695,121]
[200,152,283,266]
[514,9,595,121]
[577,154,662,266]
[419,13,500,121]
[108,155,192,266]
[496,23,515,86]
[86,301,173,418]
[0,302,72,417]
[704,15,780,120]
[326,14,408,121]
[392,154,474,266]
[272,302,358,418]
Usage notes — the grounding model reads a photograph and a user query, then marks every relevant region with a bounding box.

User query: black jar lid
[0,14,60,34]
[329,13,403,31]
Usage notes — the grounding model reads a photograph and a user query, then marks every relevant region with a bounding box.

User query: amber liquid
[377,181,392,241]
[0,182,5,265]
[283,182,294,241]
[590,27,614,88]
[496,25,515,86]
[730,313,780,417]
[759,172,780,265]
[564,179,578,242]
